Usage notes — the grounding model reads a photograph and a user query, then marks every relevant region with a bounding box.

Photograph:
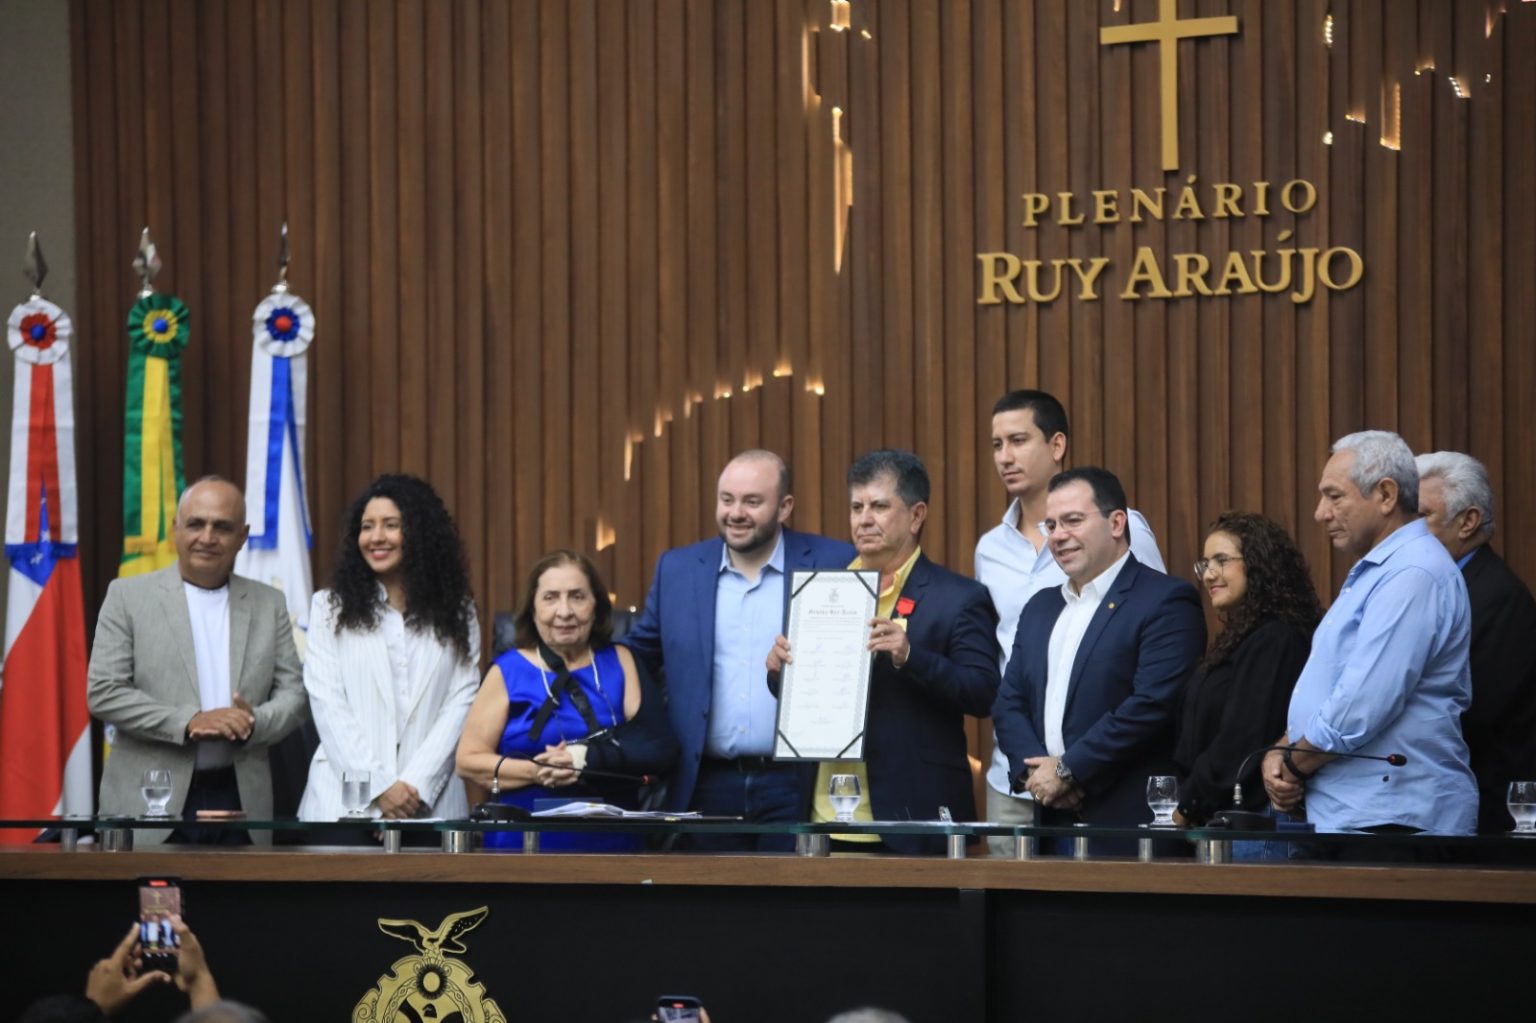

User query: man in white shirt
[973,390,1166,854]
[991,468,1204,851]
[88,477,307,844]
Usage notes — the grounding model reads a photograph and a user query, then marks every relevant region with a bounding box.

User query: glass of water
[828,773,861,824]
[1146,775,1178,826]
[1507,780,1536,833]
[140,768,173,818]
[342,770,371,818]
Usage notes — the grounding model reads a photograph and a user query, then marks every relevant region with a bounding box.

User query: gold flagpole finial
[23,231,48,298]
[273,221,290,294]
[133,227,161,298]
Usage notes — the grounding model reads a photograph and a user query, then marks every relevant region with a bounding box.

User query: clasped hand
[186,694,255,742]
[1260,749,1305,811]
[1022,756,1083,810]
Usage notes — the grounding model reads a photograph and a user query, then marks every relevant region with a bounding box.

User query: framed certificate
[773,569,879,760]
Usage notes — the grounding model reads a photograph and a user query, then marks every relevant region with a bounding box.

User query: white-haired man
[1263,431,1478,850]
[1417,450,1536,833]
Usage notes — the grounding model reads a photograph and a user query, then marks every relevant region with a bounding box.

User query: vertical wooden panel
[63,0,1536,629]
[480,0,513,617]
[685,0,721,538]
[509,0,545,595]
[878,2,914,455]
[394,0,428,476]
[451,0,486,622]
[307,0,343,566]
[569,0,602,555]
[972,0,1007,541]
[940,0,975,567]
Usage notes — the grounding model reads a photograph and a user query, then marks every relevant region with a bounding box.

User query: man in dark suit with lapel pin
[87,477,308,845]
[769,449,1002,855]
[1417,450,1536,833]
[624,450,853,849]
[992,467,1205,849]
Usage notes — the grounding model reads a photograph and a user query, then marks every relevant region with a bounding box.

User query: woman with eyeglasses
[1172,512,1322,826]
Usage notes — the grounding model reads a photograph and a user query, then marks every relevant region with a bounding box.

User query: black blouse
[1173,618,1312,824]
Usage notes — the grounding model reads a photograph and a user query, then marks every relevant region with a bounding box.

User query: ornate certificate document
[773,570,878,760]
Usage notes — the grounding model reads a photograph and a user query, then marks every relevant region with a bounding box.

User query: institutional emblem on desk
[354,906,506,1023]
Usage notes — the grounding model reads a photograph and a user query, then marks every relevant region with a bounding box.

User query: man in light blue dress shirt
[624,451,853,850]
[1264,431,1477,849]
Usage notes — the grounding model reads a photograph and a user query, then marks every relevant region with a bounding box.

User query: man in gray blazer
[87,477,308,844]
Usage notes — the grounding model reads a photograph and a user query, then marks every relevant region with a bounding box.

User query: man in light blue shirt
[1265,430,1477,845]
[973,390,1166,855]
[624,451,853,849]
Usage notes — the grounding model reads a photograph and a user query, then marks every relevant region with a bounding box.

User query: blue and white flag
[234,289,314,649]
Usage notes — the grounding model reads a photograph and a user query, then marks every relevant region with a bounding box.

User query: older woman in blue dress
[456,549,676,849]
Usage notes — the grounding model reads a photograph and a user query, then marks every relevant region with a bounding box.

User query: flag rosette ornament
[120,292,189,574]
[234,289,315,639]
[9,299,72,366]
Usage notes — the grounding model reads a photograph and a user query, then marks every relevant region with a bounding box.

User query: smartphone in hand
[656,995,704,1023]
[136,876,182,975]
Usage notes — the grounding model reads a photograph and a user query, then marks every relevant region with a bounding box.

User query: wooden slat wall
[70,0,1536,651]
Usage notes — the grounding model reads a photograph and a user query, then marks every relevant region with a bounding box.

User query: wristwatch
[1055,759,1075,785]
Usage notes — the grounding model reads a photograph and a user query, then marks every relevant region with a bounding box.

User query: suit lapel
[1032,591,1065,724]
[694,540,721,669]
[228,577,253,697]
[897,554,932,637]
[158,569,202,702]
[1064,555,1140,717]
[402,629,449,722]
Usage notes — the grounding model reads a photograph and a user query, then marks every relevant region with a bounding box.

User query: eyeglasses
[1194,554,1244,577]
[1038,511,1108,537]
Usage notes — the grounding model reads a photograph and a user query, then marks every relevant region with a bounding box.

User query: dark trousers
[686,757,803,852]
[168,766,251,846]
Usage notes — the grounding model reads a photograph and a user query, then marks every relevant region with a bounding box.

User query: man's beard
[720,518,778,556]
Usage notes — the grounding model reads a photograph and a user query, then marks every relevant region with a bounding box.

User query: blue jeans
[1232,806,1312,861]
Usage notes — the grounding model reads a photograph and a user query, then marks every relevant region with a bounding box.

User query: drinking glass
[342,770,372,818]
[1508,780,1536,834]
[140,768,173,818]
[828,774,862,824]
[1146,775,1178,826]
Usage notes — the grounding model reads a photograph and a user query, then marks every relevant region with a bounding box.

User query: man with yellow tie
[769,450,1000,854]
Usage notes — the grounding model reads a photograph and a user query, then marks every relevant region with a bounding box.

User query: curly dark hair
[326,474,475,663]
[513,549,614,651]
[1201,511,1322,668]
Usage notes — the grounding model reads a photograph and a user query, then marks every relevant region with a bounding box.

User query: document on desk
[773,569,878,761]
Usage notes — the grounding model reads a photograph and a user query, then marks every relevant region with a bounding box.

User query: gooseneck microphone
[1231,745,1407,803]
[1208,746,1408,831]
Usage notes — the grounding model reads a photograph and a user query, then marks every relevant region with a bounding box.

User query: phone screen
[656,996,703,1023]
[137,877,182,974]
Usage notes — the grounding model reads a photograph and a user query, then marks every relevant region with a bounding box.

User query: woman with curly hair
[1172,511,1322,826]
[298,474,480,825]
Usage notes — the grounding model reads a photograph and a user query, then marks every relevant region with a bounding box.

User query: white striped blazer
[297,589,480,821]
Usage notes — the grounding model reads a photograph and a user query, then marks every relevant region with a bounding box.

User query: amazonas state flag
[0,296,91,841]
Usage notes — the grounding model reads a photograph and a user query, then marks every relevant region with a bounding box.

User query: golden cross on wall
[1100,0,1239,172]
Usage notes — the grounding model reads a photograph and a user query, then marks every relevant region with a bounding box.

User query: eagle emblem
[354,907,505,1023]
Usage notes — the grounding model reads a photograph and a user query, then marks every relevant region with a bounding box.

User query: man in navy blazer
[624,450,853,848]
[992,467,1205,842]
[769,449,1001,855]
